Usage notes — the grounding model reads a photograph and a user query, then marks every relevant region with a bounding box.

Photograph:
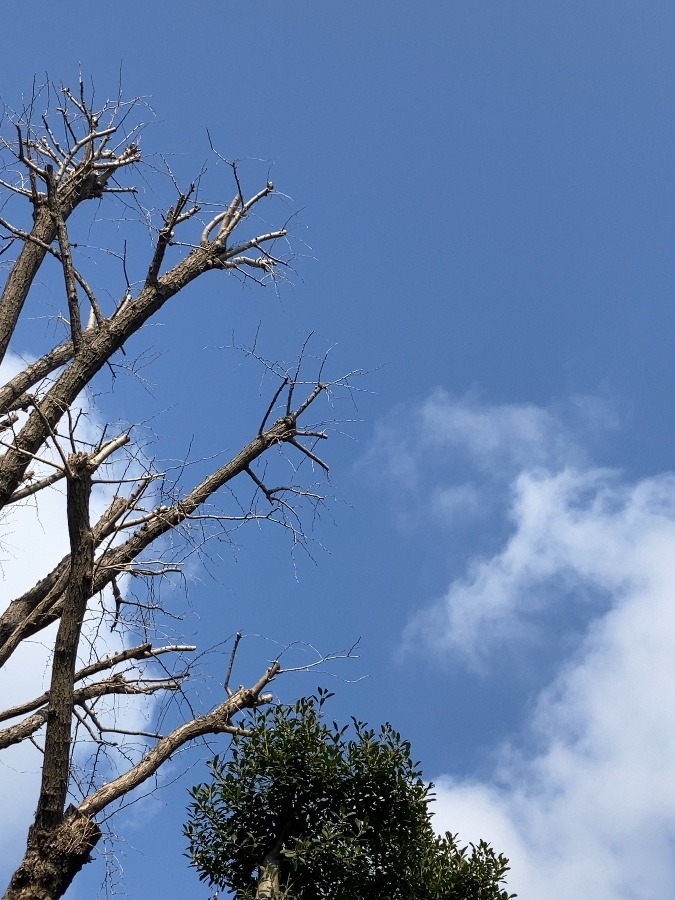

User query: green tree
[185,691,515,899]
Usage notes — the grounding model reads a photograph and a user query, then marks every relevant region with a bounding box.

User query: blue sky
[1,3,675,898]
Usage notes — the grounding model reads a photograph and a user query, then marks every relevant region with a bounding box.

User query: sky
[1,2,675,898]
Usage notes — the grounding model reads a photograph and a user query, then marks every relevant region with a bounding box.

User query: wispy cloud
[369,390,675,899]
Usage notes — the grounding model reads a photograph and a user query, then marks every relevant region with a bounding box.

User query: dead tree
[0,79,348,900]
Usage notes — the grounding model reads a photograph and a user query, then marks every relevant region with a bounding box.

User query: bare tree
[0,78,350,900]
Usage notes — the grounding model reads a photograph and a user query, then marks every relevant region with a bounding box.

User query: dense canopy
[185,691,514,899]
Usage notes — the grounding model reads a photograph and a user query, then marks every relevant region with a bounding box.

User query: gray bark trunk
[2,810,100,900]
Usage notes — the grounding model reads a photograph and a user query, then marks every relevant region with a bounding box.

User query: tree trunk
[35,455,93,831]
[2,810,101,900]
[256,846,281,900]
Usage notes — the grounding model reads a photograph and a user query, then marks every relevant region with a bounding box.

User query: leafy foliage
[185,690,515,899]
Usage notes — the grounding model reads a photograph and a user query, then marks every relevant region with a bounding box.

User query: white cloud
[378,391,675,899]
[365,388,589,489]
[405,465,675,672]
[432,482,482,522]
[419,388,581,472]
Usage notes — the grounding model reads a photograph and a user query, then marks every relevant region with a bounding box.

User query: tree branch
[78,660,280,818]
[0,379,331,660]
[0,642,195,725]
[0,674,185,751]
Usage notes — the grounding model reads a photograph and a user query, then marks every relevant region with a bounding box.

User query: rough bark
[35,454,93,831]
[3,809,101,900]
[0,209,59,367]
[3,455,99,900]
